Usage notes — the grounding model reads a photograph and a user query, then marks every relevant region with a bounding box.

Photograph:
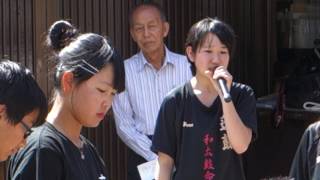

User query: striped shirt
[112,47,192,161]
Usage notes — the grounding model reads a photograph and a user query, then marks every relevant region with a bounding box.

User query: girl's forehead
[94,65,114,83]
[199,34,225,49]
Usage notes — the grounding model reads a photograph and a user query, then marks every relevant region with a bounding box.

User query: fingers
[212,66,233,92]
[212,66,232,81]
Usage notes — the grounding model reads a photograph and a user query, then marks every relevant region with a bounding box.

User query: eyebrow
[202,45,228,49]
[98,80,114,87]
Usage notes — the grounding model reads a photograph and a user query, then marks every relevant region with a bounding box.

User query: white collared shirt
[112,47,192,161]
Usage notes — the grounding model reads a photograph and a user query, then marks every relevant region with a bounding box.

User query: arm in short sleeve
[235,86,258,139]
[151,95,178,159]
[289,126,312,180]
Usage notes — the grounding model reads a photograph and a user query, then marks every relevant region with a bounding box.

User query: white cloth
[112,47,192,161]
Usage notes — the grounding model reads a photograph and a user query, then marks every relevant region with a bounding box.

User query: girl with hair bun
[7,20,125,180]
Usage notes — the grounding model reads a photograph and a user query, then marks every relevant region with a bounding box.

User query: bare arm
[156,152,174,180]
[221,101,252,154]
[212,66,253,154]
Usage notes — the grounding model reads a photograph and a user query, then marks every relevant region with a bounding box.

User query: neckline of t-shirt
[186,81,219,112]
[44,122,87,151]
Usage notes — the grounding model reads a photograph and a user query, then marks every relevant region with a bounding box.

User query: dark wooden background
[0,0,277,179]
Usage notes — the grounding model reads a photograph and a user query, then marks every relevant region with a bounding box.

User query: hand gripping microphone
[217,78,231,103]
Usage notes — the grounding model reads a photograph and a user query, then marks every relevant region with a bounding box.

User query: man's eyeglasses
[20,121,33,139]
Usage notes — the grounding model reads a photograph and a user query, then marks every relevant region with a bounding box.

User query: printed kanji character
[204,147,213,157]
[219,116,226,131]
[221,133,232,150]
[203,134,213,145]
[204,170,215,180]
[203,158,214,170]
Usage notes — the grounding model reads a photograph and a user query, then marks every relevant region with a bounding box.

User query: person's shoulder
[122,53,142,74]
[28,123,68,152]
[10,123,63,162]
[167,50,188,62]
[168,50,185,58]
[308,121,320,129]
[299,121,320,146]
[164,82,190,104]
[232,82,255,95]
[124,53,140,65]
[306,121,320,136]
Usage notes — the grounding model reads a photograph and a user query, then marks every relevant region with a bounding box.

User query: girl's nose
[102,100,112,110]
[211,53,219,63]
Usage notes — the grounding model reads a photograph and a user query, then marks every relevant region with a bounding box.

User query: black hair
[185,17,236,76]
[0,60,48,125]
[47,20,125,93]
[129,1,167,27]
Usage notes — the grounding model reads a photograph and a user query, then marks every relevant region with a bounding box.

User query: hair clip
[77,59,99,75]
[105,48,114,61]
[99,42,114,62]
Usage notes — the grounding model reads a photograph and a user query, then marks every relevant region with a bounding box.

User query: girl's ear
[61,71,74,94]
[0,104,6,121]
[186,46,195,62]
[0,104,9,126]
[0,104,5,114]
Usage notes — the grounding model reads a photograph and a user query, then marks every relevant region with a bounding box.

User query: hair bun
[47,20,79,51]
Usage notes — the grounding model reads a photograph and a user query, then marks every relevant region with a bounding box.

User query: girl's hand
[205,66,233,97]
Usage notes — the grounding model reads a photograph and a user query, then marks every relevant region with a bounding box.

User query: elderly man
[112,2,192,179]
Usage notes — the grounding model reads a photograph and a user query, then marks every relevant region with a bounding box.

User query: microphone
[217,78,231,103]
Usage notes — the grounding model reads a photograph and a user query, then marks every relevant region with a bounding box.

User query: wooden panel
[17,0,25,66]
[33,0,47,97]
[0,0,37,179]
[2,0,10,58]
[0,0,2,57]
[9,0,18,63]
[25,0,34,71]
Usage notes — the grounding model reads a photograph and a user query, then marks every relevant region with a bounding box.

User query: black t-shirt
[289,122,320,180]
[152,81,257,180]
[7,122,108,180]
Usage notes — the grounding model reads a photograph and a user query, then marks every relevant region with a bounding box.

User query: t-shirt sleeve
[289,126,311,180]
[8,148,63,180]
[234,85,258,139]
[151,95,178,159]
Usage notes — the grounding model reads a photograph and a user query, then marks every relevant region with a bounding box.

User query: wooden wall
[0,0,276,179]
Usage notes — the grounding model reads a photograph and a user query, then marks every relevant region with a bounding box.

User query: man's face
[130,5,169,55]
[0,105,38,161]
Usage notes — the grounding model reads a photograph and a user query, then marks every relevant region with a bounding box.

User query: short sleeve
[8,148,63,180]
[151,95,178,159]
[289,127,311,180]
[234,85,258,139]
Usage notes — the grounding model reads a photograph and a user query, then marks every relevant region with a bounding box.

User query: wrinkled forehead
[132,5,162,21]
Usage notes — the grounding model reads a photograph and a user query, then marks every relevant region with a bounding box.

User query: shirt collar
[137,46,175,72]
